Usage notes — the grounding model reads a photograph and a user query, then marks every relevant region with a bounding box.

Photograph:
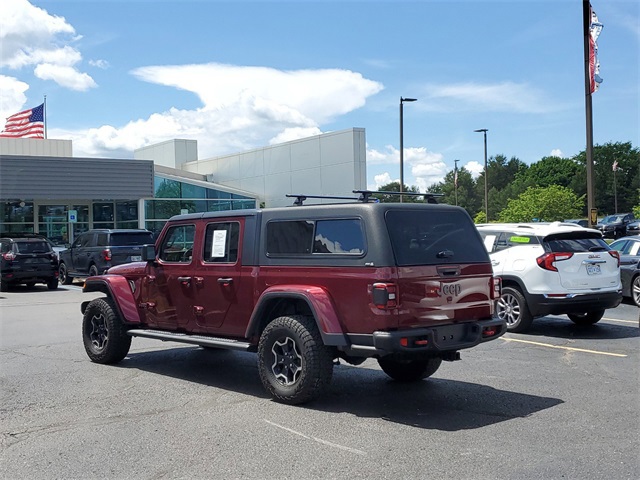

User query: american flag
[0,103,45,139]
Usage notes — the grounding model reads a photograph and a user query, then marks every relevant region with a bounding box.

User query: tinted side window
[159,225,195,263]
[203,222,240,263]
[313,219,365,254]
[96,233,108,246]
[266,221,314,255]
[386,210,489,266]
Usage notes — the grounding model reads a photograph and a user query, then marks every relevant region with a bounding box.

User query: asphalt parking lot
[1,285,638,480]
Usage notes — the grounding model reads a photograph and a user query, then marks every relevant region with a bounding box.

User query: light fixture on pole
[474,128,489,221]
[399,97,417,203]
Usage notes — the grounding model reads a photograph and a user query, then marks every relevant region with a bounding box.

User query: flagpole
[43,95,48,139]
[583,0,595,227]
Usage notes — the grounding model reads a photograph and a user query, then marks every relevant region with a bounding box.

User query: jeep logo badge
[441,283,462,296]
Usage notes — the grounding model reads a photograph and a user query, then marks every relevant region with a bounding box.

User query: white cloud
[52,63,383,157]
[34,64,97,91]
[367,145,447,191]
[550,148,563,157]
[0,0,96,90]
[464,161,484,179]
[0,75,29,121]
[369,172,395,191]
[89,59,109,69]
[419,81,562,114]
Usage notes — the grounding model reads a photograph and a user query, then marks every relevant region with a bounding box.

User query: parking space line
[264,419,366,456]
[501,337,627,357]
[602,317,638,325]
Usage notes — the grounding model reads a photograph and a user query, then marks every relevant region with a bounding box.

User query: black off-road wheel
[496,286,534,333]
[82,297,131,364]
[59,263,73,285]
[258,315,334,405]
[47,278,59,290]
[568,309,605,325]
[377,356,442,382]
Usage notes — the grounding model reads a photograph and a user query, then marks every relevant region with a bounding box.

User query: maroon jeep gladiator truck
[81,198,505,404]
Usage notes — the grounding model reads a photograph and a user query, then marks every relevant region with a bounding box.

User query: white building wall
[182,128,366,207]
[0,138,72,157]
[134,139,197,169]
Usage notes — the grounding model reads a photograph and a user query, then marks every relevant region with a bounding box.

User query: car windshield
[601,215,624,224]
[110,232,154,246]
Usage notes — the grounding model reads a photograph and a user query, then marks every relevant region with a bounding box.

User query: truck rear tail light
[490,276,501,300]
[102,248,112,261]
[608,250,620,267]
[371,282,397,309]
[536,252,573,272]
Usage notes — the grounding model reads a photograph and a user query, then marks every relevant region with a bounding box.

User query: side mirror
[141,244,157,262]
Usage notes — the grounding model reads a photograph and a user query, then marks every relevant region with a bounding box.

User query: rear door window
[203,222,240,263]
[386,210,489,266]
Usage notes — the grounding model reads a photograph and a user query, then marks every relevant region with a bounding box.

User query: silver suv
[476,222,622,332]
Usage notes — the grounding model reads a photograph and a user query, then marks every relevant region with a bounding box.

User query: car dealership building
[0,128,367,245]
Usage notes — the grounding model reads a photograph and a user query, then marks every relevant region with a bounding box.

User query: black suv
[1,235,59,291]
[80,193,505,404]
[59,229,155,284]
[596,213,635,239]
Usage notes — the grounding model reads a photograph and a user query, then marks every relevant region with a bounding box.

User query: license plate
[131,255,142,262]
[586,264,601,275]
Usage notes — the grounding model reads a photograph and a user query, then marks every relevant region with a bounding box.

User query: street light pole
[454,159,459,206]
[474,129,489,221]
[399,97,417,203]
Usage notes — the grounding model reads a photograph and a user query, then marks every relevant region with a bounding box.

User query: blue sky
[1,0,638,192]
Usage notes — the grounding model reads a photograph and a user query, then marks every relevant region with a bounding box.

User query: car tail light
[490,276,501,300]
[608,250,620,267]
[102,248,112,261]
[371,282,397,309]
[536,252,573,272]
[2,252,15,261]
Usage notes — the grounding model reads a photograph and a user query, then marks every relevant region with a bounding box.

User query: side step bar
[127,329,253,352]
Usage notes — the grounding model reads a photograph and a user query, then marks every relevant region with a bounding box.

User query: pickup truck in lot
[80,197,505,404]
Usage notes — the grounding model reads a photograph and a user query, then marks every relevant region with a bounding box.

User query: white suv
[476,222,622,332]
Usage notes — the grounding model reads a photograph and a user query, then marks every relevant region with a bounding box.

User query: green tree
[375,182,422,203]
[477,154,528,221]
[498,185,584,222]
[432,166,481,218]
[570,142,640,216]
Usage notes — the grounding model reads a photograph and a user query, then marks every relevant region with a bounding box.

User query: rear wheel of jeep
[567,309,604,325]
[496,286,534,333]
[258,315,333,405]
[82,297,131,364]
[378,356,442,382]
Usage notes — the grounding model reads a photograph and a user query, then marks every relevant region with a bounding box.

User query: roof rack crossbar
[353,190,444,204]
[285,194,359,206]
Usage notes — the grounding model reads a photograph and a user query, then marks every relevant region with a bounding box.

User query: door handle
[217,277,233,285]
[177,276,192,286]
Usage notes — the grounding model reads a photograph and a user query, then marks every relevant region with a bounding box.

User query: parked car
[80,197,505,404]
[0,235,59,291]
[626,220,640,236]
[609,236,640,307]
[58,229,155,284]
[476,222,622,332]
[596,213,635,239]
[564,219,589,227]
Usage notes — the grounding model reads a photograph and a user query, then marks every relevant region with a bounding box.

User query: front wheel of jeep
[82,297,131,364]
[567,309,604,325]
[496,286,534,333]
[258,315,333,405]
[378,356,442,382]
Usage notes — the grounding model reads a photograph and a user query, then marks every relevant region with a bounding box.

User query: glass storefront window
[154,178,181,198]
[2,200,34,223]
